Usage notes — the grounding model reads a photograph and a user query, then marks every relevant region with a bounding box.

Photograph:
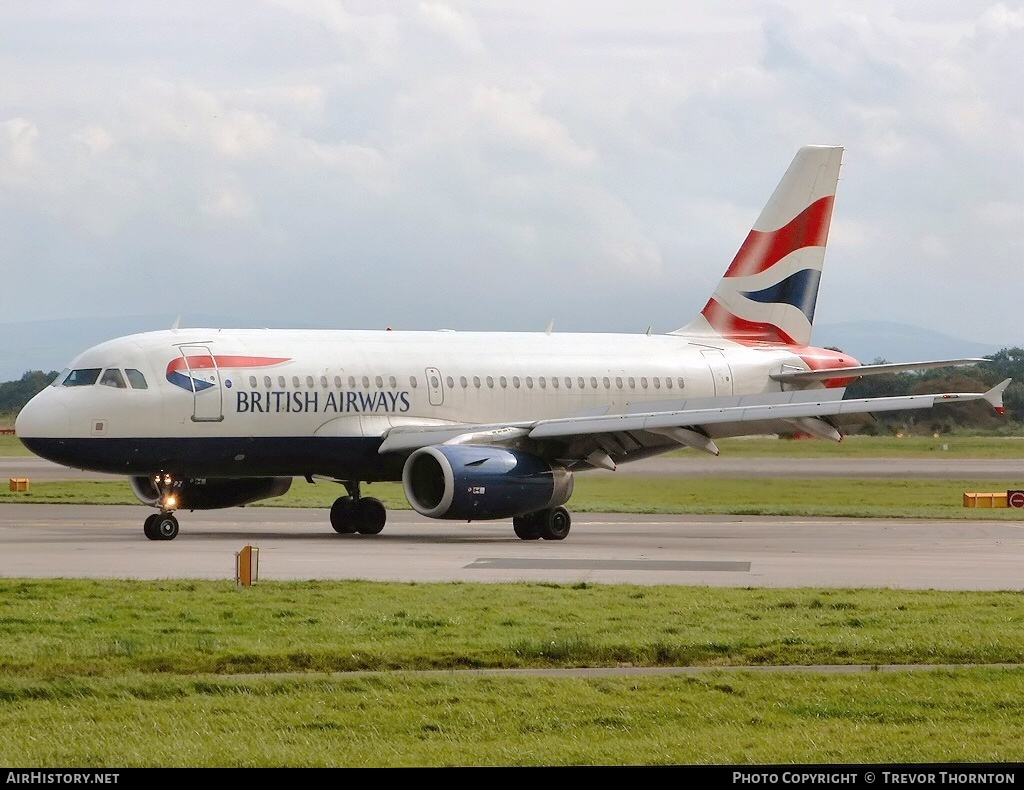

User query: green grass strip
[3,477,1023,520]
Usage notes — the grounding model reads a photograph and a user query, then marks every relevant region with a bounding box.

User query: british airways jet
[14,146,1009,541]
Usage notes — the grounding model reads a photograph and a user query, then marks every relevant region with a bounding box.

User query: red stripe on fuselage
[165,355,291,375]
[792,347,861,388]
[723,196,834,278]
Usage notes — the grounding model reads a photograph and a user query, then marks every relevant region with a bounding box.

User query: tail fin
[673,145,843,346]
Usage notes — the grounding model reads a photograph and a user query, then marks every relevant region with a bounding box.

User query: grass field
[0,579,1023,766]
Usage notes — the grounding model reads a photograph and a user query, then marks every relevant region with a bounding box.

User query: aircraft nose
[15,390,70,441]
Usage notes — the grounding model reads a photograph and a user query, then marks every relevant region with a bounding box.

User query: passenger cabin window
[125,369,148,389]
[99,369,126,388]
[64,368,101,387]
[249,375,258,388]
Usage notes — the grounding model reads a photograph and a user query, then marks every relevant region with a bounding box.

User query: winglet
[985,378,1011,415]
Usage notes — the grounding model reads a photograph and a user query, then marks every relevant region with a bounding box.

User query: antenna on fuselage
[545,319,554,336]
[170,315,181,332]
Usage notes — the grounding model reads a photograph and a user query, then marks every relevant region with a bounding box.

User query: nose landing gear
[143,472,182,541]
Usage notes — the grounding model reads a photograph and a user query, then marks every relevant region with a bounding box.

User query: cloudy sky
[1,1,1021,353]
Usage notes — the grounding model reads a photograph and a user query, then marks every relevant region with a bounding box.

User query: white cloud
[0,1,1018,350]
[73,125,115,157]
[418,2,485,53]
[201,183,255,220]
[471,86,596,168]
[0,117,40,174]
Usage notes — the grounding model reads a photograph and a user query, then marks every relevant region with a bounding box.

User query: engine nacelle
[402,444,574,520]
[129,476,293,510]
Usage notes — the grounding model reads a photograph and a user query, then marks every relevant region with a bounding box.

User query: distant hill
[0,315,1012,383]
[812,321,1005,364]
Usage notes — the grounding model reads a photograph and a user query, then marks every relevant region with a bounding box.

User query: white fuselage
[17,327,822,445]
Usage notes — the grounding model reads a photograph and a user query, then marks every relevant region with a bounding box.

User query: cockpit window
[63,368,102,387]
[125,369,148,389]
[50,368,70,387]
[99,369,127,388]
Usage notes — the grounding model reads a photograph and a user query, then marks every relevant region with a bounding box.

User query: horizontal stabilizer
[770,358,987,383]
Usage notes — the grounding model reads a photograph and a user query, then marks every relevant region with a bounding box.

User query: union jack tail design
[674,145,843,347]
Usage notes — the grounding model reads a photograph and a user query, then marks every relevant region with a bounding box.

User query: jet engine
[401,444,573,520]
[129,476,293,510]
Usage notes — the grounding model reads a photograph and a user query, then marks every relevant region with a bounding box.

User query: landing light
[164,496,177,509]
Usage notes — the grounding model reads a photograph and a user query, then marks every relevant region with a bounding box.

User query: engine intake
[130,476,292,510]
[402,445,573,520]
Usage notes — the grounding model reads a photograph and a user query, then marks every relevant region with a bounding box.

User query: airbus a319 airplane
[15,145,1010,541]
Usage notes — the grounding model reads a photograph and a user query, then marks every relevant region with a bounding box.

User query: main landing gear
[330,481,387,535]
[512,506,571,541]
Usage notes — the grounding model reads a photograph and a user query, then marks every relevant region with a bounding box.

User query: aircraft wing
[378,379,1010,469]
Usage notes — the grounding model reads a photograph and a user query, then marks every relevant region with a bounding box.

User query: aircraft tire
[540,507,571,541]
[155,514,179,541]
[143,513,160,541]
[513,514,542,540]
[356,497,386,535]
[330,496,359,534]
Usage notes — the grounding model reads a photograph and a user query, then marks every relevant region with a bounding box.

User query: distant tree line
[842,347,1023,434]
[0,370,59,417]
[1,349,1021,434]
